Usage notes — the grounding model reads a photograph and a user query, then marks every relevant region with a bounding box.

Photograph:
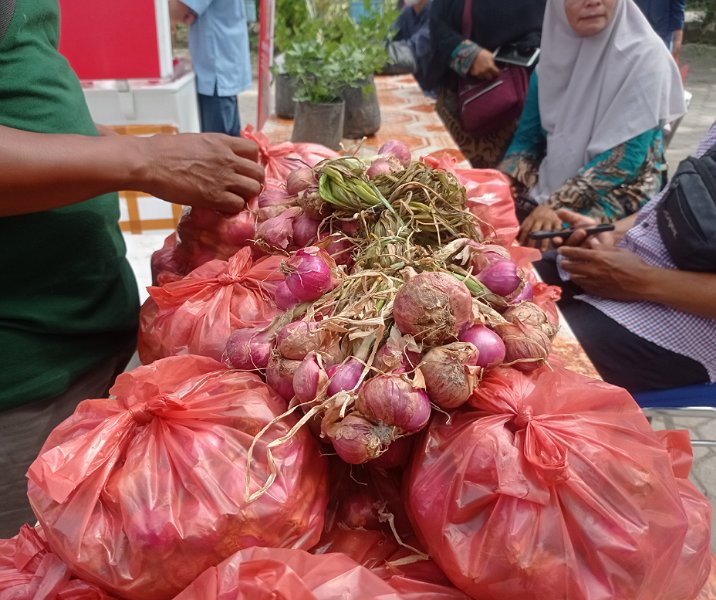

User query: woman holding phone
[499,0,685,248]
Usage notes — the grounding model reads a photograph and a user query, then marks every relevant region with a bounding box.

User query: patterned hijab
[532,0,685,203]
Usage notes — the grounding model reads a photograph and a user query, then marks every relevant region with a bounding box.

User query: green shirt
[0,0,139,409]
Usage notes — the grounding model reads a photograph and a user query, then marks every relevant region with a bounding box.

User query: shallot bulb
[326,357,363,396]
[393,271,473,346]
[356,374,431,434]
[258,188,292,209]
[255,206,301,249]
[503,301,558,340]
[292,212,321,247]
[266,353,302,400]
[418,342,480,410]
[276,320,329,360]
[370,435,414,469]
[283,246,337,302]
[367,157,398,178]
[274,280,299,311]
[477,259,522,297]
[378,140,411,168]
[293,352,328,403]
[223,326,274,370]
[510,278,534,303]
[458,324,506,368]
[493,321,550,372]
[324,413,391,465]
[286,166,316,196]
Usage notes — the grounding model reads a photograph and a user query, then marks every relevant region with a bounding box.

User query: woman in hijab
[499,0,685,247]
[428,0,546,168]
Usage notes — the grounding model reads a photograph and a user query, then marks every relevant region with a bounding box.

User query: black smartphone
[528,223,615,241]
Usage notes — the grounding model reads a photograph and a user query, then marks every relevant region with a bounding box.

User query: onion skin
[266,354,301,400]
[393,272,473,347]
[356,375,431,434]
[258,188,292,209]
[276,320,327,360]
[477,259,521,297]
[224,326,274,370]
[274,280,299,311]
[284,247,337,302]
[378,140,411,168]
[366,157,397,178]
[509,278,534,303]
[493,321,550,372]
[286,166,316,196]
[324,413,387,464]
[293,352,328,403]
[503,301,558,340]
[292,213,321,247]
[326,357,363,396]
[419,342,481,410]
[458,324,506,368]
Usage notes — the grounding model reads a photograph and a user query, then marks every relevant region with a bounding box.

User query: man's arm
[0,125,264,217]
[558,245,716,319]
[169,0,197,26]
[669,0,686,60]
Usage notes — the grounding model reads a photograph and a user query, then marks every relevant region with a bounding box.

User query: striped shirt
[579,123,716,381]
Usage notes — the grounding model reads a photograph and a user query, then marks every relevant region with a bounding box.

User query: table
[262,74,601,381]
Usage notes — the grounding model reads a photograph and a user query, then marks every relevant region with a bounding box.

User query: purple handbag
[456,0,530,138]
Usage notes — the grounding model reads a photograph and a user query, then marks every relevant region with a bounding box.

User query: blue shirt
[183,0,252,97]
[633,0,685,43]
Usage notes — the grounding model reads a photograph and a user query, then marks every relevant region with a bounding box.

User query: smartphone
[493,46,540,68]
[528,223,615,241]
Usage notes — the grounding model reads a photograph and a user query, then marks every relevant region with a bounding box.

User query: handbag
[656,141,716,272]
[456,0,530,138]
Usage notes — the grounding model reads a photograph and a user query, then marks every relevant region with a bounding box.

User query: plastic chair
[635,382,716,447]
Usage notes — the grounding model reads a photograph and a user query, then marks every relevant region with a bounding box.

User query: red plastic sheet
[27,356,328,600]
[138,247,283,363]
[407,366,690,600]
[242,125,339,182]
[0,525,114,600]
[174,546,467,600]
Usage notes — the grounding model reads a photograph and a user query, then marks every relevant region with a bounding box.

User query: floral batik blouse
[499,73,666,223]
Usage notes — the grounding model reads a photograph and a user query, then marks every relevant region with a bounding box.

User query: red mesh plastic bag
[407,365,690,600]
[27,356,328,600]
[242,125,338,181]
[0,525,115,600]
[138,247,283,363]
[655,429,712,600]
[173,546,467,600]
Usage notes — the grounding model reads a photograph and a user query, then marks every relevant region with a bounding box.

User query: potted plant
[283,40,355,150]
[333,8,397,138]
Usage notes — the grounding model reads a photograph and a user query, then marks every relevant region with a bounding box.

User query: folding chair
[635,382,716,447]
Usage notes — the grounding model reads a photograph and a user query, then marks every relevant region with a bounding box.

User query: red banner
[58,1,172,81]
[257,0,276,130]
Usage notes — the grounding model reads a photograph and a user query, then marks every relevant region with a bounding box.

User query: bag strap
[461,0,472,39]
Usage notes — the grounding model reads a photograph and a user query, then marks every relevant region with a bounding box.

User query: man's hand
[169,0,196,27]
[136,133,265,213]
[558,245,654,301]
[671,29,683,62]
[518,204,563,250]
[553,208,616,248]
[469,49,500,80]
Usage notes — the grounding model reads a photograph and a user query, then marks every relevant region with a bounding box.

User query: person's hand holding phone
[551,208,617,248]
[518,204,563,250]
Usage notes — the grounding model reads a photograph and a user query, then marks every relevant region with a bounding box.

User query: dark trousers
[198,86,241,136]
[536,258,708,394]
[0,339,135,538]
